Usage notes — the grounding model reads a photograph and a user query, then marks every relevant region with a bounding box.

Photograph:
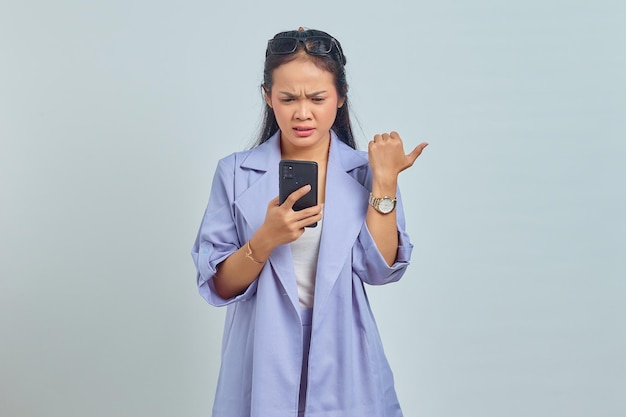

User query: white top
[290,221,323,309]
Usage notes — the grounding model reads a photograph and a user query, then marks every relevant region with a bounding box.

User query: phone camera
[282,165,294,179]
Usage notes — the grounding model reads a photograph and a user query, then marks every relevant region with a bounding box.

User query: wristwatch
[368,193,397,214]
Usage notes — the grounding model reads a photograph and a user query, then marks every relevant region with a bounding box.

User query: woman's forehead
[271,58,335,86]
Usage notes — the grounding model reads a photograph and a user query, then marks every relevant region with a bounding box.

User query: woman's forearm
[213,232,274,299]
[366,176,399,266]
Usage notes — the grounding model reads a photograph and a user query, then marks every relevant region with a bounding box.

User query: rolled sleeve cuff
[357,222,413,285]
[192,244,258,307]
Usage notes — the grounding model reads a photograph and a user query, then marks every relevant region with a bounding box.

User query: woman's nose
[294,102,311,120]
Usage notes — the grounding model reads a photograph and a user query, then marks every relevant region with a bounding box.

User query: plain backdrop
[1,1,625,416]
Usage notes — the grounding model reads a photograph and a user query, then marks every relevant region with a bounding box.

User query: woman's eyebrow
[306,90,327,97]
[277,90,328,97]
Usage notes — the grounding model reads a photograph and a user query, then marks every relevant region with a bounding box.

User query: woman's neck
[280,136,331,165]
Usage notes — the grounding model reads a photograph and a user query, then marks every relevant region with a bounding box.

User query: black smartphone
[279,160,318,227]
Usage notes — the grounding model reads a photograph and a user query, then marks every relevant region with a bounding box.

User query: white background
[1,1,625,416]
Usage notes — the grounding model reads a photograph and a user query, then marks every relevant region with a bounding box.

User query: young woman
[192,27,428,417]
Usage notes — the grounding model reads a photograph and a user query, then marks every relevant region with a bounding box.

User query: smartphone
[279,160,318,227]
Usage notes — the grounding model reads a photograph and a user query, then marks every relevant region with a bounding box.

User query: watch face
[378,197,395,214]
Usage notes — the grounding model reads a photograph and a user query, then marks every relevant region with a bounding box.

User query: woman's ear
[262,84,272,108]
[338,96,346,108]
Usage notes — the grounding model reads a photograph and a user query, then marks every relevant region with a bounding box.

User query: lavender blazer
[192,131,413,417]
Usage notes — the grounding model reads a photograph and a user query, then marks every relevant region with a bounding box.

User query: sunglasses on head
[266,36,346,64]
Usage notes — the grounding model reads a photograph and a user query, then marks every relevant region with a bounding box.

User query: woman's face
[265,56,345,156]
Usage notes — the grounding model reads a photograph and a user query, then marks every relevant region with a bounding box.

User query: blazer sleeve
[352,188,414,285]
[191,155,258,306]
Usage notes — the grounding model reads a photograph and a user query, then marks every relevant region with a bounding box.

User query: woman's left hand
[368,131,428,180]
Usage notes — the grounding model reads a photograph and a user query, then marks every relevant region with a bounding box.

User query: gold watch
[368,193,397,214]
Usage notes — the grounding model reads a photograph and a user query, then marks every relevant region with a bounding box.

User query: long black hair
[253,28,356,149]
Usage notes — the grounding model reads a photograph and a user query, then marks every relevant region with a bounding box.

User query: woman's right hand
[257,184,323,250]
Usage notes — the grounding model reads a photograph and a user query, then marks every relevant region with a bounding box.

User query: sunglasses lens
[304,37,333,54]
[269,38,298,54]
[267,35,341,62]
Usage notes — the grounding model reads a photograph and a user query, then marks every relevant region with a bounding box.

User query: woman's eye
[280,98,294,103]
[312,97,325,102]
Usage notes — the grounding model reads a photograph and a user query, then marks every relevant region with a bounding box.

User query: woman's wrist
[248,231,273,263]
[245,240,265,264]
[371,174,398,196]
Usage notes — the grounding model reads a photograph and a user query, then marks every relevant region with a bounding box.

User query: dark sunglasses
[266,36,345,64]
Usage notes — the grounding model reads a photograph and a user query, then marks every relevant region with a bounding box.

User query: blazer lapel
[234,134,280,237]
[314,133,370,314]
